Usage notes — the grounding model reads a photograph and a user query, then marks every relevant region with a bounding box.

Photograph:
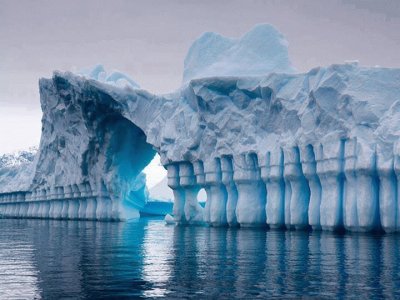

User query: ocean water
[0,217,399,299]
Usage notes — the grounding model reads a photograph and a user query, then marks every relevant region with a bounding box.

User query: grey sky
[1,0,400,152]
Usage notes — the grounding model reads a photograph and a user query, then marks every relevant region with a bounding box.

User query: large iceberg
[1,24,400,232]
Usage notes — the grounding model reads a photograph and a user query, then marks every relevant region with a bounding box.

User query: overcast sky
[1,0,400,154]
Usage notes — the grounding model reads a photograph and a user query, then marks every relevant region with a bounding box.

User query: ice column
[58,187,69,219]
[52,187,64,219]
[47,187,56,218]
[393,146,400,232]
[343,138,359,230]
[378,145,397,232]
[84,183,97,220]
[193,160,208,221]
[204,158,227,226]
[265,148,285,229]
[316,140,344,231]
[27,202,34,218]
[32,200,40,218]
[284,147,310,229]
[355,143,379,231]
[20,194,29,218]
[68,200,80,219]
[167,164,185,224]
[180,162,203,224]
[344,139,379,231]
[221,156,238,226]
[300,145,322,230]
[233,153,266,227]
[96,183,111,220]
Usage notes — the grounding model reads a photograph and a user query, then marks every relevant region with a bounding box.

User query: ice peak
[183,23,295,83]
[78,64,140,89]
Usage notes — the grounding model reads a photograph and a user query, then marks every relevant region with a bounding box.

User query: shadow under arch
[91,114,157,219]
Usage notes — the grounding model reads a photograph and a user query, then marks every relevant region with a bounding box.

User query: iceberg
[1,24,400,233]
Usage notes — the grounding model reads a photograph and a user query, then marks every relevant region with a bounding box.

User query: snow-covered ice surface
[1,24,400,232]
[183,24,295,83]
[78,64,140,89]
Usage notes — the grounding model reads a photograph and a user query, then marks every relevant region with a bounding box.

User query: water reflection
[162,227,400,299]
[0,221,41,299]
[0,218,399,299]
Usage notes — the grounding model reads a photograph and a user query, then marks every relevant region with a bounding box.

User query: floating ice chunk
[164,213,175,225]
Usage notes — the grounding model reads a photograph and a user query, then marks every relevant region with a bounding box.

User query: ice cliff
[1,24,400,232]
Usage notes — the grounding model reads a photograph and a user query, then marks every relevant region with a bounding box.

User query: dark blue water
[0,218,399,299]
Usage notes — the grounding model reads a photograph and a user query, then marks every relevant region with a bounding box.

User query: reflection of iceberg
[0,221,41,299]
[1,24,400,232]
[163,225,400,298]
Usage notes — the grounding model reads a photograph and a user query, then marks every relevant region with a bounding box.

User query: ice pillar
[264,148,285,229]
[316,140,344,231]
[300,145,321,230]
[96,183,111,221]
[167,164,185,224]
[378,146,397,232]
[221,156,238,226]
[179,162,203,224]
[233,153,266,227]
[204,158,227,226]
[344,139,379,232]
[284,147,310,230]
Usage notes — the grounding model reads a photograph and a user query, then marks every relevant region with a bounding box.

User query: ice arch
[21,73,160,220]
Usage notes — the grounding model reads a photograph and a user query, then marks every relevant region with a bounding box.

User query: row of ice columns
[24,183,93,201]
[167,162,204,225]
[0,198,107,220]
[0,193,26,202]
[261,147,312,230]
[166,142,374,230]
[167,159,233,226]
[0,181,113,220]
